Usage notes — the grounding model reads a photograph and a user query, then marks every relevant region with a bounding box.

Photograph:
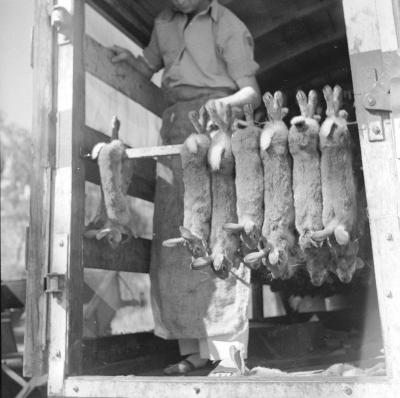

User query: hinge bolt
[372,125,381,135]
[59,240,64,247]
[386,233,393,241]
[73,386,79,393]
[343,386,353,395]
[367,96,376,106]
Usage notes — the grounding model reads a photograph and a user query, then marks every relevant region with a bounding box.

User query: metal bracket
[363,70,391,112]
[44,273,66,295]
[51,6,72,44]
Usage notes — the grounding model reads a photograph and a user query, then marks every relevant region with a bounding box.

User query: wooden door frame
[40,0,400,396]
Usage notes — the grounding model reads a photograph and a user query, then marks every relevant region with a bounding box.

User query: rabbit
[84,117,137,249]
[244,91,296,279]
[223,103,264,250]
[162,107,212,259]
[312,85,357,246]
[288,90,329,286]
[192,102,240,279]
[289,89,323,250]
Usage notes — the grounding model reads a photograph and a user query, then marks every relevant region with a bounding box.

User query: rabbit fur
[162,108,212,258]
[224,104,264,250]
[312,85,357,247]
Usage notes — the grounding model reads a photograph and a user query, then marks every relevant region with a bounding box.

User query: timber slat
[24,0,54,378]
[125,145,182,159]
[83,237,151,273]
[84,35,167,117]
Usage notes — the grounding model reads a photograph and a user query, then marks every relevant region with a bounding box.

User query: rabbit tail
[185,134,199,154]
[334,224,350,246]
[208,143,224,171]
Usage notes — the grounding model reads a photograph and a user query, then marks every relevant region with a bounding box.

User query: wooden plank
[83,125,156,188]
[84,35,167,118]
[85,0,152,46]
[64,377,394,398]
[125,145,182,159]
[47,0,86,393]
[85,159,154,202]
[342,0,400,381]
[257,31,346,75]
[24,0,55,379]
[83,237,151,273]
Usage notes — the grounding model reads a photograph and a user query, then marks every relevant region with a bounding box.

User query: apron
[150,86,251,339]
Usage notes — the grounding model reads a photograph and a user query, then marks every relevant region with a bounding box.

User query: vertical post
[24,0,56,379]
[342,0,400,380]
[47,0,85,394]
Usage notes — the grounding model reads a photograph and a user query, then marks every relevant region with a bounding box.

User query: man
[111,0,260,376]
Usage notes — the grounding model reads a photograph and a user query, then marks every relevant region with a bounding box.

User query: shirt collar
[167,0,220,22]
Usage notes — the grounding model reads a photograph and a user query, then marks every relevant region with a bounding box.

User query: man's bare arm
[110,45,154,79]
[205,76,261,119]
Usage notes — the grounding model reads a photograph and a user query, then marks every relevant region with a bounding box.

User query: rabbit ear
[225,103,234,130]
[333,85,343,116]
[356,257,365,269]
[84,229,101,239]
[273,91,284,120]
[244,249,267,265]
[111,116,120,140]
[198,105,209,132]
[191,256,213,269]
[179,226,198,242]
[223,223,245,233]
[162,237,185,247]
[347,239,359,255]
[262,92,274,120]
[274,91,284,107]
[323,85,334,117]
[307,90,318,117]
[296,90,308,117]
[243,104,254,124]
[206,100,226,130]
[188,110,202,134]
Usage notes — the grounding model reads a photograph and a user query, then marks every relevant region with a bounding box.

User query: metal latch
[44,273,66,295]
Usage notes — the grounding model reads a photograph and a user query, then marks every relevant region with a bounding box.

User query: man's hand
[110,45,136,65]
[204,76,261,122]
[204,98,228,124]
[109,45,154,79]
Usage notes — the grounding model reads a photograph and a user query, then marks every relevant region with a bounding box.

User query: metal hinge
[363,75,400,143]
[44,272,66,295]
[363,74,400,113]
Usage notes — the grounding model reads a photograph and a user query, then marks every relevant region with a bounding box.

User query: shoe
[208,362,242,377]
[163,358,208,375]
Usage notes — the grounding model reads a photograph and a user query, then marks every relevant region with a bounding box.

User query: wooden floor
[82,316,385,377]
